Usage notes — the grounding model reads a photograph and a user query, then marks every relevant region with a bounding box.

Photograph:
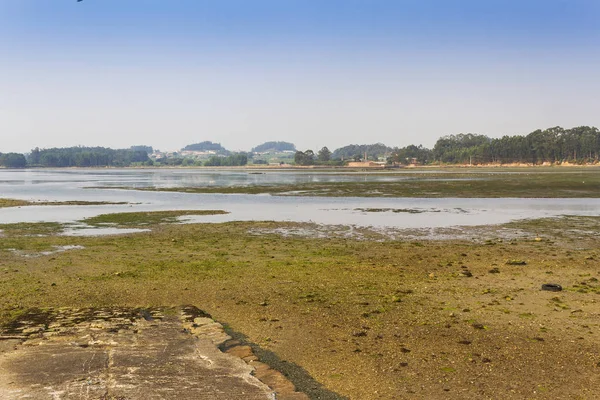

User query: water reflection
[0,169,599,230]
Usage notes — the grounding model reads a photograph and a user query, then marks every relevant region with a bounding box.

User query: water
[0,168,599,230]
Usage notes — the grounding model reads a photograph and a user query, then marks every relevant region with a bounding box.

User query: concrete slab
[0,307,277,399]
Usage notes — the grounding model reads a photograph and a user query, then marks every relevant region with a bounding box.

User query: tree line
[295,126,600,166]
[293,147,345,166]
[0,153,27,168]
[427,126,600,165]
[2,125,600,169]
[27,147,149,167]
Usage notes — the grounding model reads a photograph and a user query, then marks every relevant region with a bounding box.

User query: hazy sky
[1,0,599,153]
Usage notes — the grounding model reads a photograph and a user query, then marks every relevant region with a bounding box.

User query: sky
[1,0,599,153]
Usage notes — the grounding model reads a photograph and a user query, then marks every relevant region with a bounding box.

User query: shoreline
[3,162,600,171]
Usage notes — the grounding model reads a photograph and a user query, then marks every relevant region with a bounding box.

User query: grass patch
[0,198,30,208]
[83,210,228,227]
[0,222,64,237]
[0,198,131,207]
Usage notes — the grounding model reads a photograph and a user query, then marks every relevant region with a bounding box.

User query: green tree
[294,150,315,166]
[388,145,432,165]
[0,153,27,168]
[204,153,248,166]
[332,143,392,160]
[317,147,331,163]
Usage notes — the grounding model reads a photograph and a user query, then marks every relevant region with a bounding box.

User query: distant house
[180,150,217,157]
[347,161,382,168]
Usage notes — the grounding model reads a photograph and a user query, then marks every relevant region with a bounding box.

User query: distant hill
[129,145,153,154]
[182,141,228,153]
[252,141,296,153]
[332,143,393,160]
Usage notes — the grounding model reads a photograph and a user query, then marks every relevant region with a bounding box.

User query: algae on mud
[1,215,600,399]
[0,198,132,208]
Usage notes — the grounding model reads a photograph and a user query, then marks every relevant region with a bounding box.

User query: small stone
[541,283,562,292]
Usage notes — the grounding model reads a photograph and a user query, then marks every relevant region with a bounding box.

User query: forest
[427,125,600,165]
[26,147,150,167]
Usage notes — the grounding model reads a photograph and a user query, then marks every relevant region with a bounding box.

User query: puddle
[248,223,535,243]
[60,227,151,237]
[8,245,85,258]
[352,207,469,214]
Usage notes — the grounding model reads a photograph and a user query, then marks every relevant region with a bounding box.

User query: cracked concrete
[0,307,296,399]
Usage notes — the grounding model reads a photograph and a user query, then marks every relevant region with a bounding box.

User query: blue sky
[1,0,599,153]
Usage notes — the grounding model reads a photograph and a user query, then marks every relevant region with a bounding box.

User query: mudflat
[101,167,600,198]
[1,213,599,399]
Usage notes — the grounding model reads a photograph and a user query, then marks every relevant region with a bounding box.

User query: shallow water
[0,168,599,229]
[7,245,86,258]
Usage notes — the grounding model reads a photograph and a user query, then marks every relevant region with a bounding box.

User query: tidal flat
[103,167,600,198]
[1,212,599,399]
